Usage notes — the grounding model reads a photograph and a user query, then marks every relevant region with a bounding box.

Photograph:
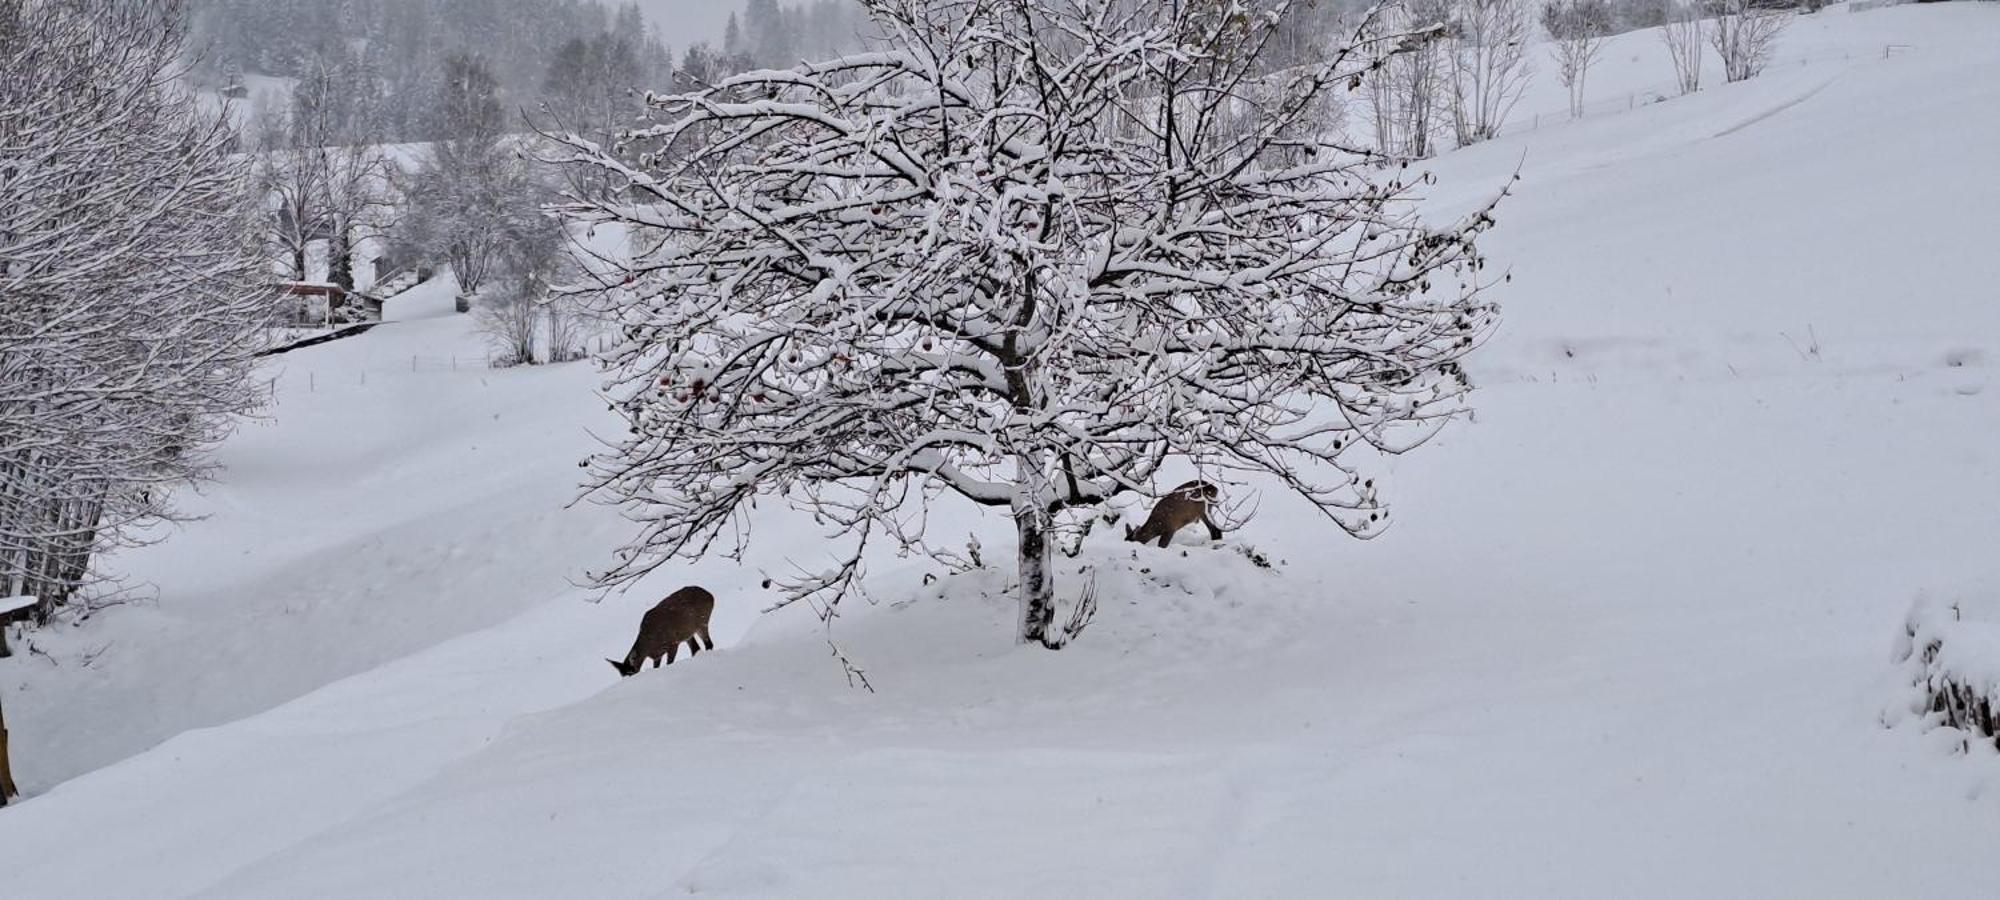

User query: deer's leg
[1203,514,1224,541]
[664,644,678,665]
[686,636,701,657]
[699,626,715,650]
[1157,531,1172,548]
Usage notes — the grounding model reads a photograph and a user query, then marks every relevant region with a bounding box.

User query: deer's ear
[607,658,628,675]
[1124,524,1135,540]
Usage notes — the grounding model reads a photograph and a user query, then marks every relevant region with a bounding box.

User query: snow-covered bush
[555,0,1505,647]
[544,293,591,364]
[1895,594,2000,753]
[478,281,542,369]
[474,213,571,368]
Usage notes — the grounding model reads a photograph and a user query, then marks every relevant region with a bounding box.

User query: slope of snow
[5,4,2000,896]
[1,275,631,788]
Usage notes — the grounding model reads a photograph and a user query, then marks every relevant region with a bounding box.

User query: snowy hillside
[5,3,2000,896]
[0,276,635,787]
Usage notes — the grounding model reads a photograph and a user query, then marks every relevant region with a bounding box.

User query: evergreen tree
[723,12,744,57]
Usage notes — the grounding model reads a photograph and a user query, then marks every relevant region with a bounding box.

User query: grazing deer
[1125,480,1225,547]
[607,586,716,677]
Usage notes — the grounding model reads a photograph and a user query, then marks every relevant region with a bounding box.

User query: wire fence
[262,344,625,392]
[1495,42,1914,138]
[268,354,490,394]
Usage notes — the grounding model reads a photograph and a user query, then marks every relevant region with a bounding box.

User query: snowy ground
[5,4,2000,896]
[0,275,632,787]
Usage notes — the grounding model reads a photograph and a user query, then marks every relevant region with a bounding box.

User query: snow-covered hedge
[1894,593,2000,751]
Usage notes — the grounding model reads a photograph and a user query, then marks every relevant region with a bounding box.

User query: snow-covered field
[5,4,2000,896]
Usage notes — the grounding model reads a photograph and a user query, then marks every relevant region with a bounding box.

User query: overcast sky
[634,0,738,50]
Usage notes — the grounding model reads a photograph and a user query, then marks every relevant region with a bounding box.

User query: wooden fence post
[1,692,18,806]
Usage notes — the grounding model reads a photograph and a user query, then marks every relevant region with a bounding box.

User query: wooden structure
[0,692,16,806]
[0,598,21,806]
[276,281,383,326]
[0,595,31,660]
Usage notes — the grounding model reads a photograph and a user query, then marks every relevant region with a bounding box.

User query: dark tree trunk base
[1912,637,2000,752]
[1902,600,2000,753]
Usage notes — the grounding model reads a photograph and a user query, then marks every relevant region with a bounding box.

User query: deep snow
[4,4,2000,897]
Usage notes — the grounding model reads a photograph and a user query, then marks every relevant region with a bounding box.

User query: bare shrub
[1660,2,1705,95]
[1543,0,1617,118]
[1711,0,1787,83]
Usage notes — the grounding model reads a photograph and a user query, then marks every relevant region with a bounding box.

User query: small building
[276,281,383,326]
[0,594,34,659]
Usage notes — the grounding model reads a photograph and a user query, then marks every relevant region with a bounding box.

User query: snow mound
[878,540,1298,658]
[1893,590,2000,756]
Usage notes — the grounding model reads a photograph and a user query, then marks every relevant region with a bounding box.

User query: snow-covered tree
[723,11,746,57]
[1710,0,1785,83]
[1449,0,1535,145]
[1,0,272,620]
[401,141,544,301]
[1660,1,1705,95]
[744,0,798,66]
[553,0,1506,647]
[539,33,652,199]
[401,54,546,299]
[257,55,397,292]
[541,33,646,137]
[1543,0,1616,118]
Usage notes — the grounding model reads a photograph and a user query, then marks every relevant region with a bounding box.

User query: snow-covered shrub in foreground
[1893,592,2000,753]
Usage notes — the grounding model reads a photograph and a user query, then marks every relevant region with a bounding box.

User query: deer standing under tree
[1125,481,1226,548]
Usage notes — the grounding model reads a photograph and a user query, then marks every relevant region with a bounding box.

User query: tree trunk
[1015,506,1054,645]
[1014,453,1056,646]
[1,448,39,601]
[329,218,353,292]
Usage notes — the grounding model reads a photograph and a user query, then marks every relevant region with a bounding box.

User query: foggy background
[636,0,734,46]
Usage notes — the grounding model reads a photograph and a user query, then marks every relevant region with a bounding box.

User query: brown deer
[1125,480,1224,548]
[607,586,716,677]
